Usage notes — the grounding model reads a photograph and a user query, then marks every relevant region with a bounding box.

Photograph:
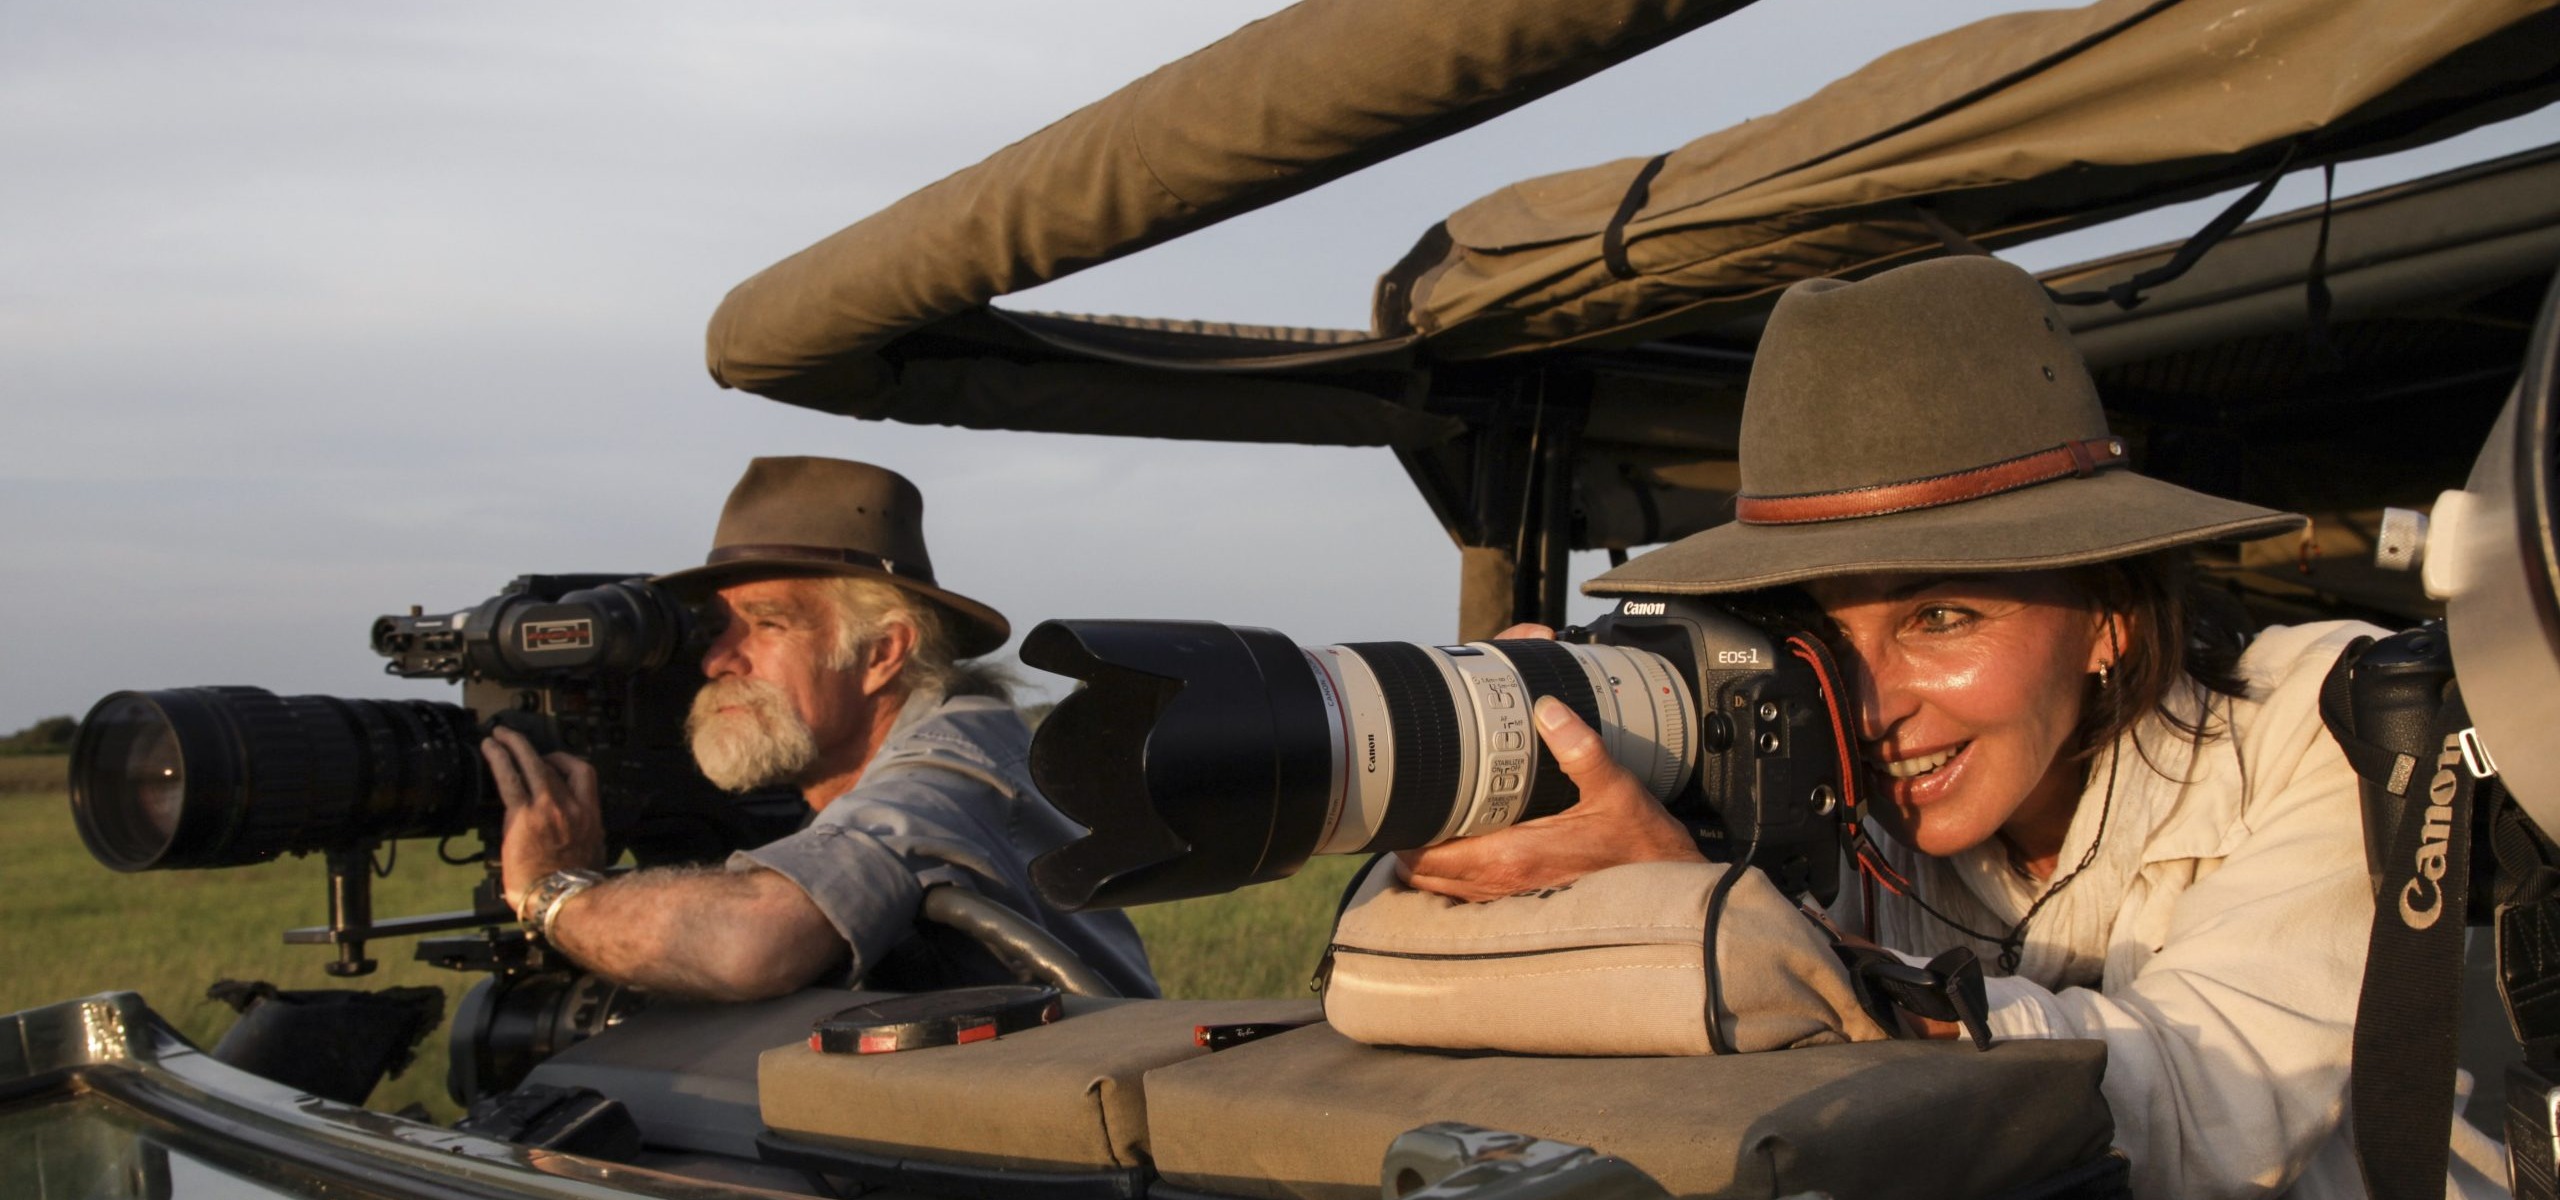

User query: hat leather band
[703,542,936,585]
[1736,437,2127,526]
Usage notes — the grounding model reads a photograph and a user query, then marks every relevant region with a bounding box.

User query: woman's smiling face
[1801,570,2121,867]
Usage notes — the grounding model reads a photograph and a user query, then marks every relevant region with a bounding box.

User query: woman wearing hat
[1398,257,2500,1198]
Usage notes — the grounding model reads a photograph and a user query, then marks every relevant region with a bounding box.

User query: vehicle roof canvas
[1381,0,2560,357]
[704,0,1763,418]
[705,0,2560,433]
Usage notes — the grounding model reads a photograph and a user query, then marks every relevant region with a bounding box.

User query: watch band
[520,868,607,942]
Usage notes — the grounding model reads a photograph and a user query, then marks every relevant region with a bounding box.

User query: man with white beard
[478,456,1157,1001]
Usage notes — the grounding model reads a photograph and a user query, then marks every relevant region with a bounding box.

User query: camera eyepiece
[374,576,694,682]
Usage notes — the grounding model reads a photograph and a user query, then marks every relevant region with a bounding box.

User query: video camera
[64,572,803,1100]
[1018,597,1859,912]
[67,573,796,875]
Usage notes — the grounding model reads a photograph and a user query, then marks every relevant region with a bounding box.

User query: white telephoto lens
[1302,639,1697,854]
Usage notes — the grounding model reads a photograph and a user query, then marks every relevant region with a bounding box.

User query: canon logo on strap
[2396,733,2467,929]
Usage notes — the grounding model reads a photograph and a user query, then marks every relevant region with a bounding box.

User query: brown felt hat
[656,457,1010,658]
[1586,256,2303,598]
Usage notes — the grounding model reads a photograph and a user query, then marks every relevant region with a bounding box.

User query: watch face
[525,869,603,936]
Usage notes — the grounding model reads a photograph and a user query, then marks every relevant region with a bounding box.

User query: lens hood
[1022,619,1333,910]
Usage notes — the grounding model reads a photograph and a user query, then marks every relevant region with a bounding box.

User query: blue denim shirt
[730,690,1158,997]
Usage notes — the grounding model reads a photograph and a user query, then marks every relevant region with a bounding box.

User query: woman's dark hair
[2062,550,2253,759]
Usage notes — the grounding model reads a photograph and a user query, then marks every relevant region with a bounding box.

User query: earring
[2096,662,2114,690]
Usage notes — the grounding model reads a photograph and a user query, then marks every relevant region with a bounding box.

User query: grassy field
[0,755,1356,1122]
[0,754,70,793]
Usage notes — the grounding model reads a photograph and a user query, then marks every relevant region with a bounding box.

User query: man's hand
[481,728,842,1000]
[1396,624,1704,902]
[482,726,606,914]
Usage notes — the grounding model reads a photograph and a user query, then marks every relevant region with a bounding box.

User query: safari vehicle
[11,0,2560,1197]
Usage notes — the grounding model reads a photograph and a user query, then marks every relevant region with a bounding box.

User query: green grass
[1,758,491,1119]
[2,754,1354,1123]
[1127,856,1362,1000]
[0,755,69,795]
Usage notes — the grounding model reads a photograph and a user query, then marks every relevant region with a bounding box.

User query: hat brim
[653,558,1012,659]
[1585,471,2304,597]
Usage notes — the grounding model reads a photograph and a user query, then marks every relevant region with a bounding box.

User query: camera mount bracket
[282,850,517,977]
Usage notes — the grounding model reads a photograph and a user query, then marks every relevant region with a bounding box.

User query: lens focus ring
[1485,640,1604,822]
[1338,643,1464,854]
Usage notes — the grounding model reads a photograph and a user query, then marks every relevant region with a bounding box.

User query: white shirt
[1855,622,2501,1199]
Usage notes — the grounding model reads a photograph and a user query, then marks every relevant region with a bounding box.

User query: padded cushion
[1326,861,1891,1055]
[1141,1023,2114,1200]
[760,997,1320,1172]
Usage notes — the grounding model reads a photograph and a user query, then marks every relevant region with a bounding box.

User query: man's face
[687,577,868,792]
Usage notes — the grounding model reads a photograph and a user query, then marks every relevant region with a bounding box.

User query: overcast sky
[4,1,2555,730]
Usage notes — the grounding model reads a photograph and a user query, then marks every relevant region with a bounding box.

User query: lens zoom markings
[1486,640,1605,823]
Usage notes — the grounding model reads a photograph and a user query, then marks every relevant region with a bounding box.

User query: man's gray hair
[819,577,1011,700]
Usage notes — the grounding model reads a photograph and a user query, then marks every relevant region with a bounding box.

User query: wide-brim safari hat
[1586,256,2303,598]
[656,456,1011,658]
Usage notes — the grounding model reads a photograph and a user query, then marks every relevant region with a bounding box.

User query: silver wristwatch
[519,868,607,942]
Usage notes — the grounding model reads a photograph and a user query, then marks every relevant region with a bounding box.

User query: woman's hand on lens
[1397,690,1705,903]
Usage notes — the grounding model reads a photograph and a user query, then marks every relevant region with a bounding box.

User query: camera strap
[2491,799,2560,1052]
[1828,943,1996,1050]
[2321,633,2484,1199]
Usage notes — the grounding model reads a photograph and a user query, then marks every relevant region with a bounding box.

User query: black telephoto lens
[70,687,486,871]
